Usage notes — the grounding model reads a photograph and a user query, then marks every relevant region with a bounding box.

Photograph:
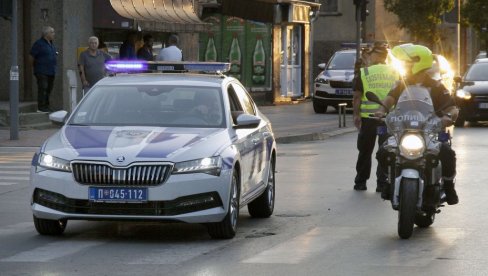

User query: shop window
[320,0,340,15]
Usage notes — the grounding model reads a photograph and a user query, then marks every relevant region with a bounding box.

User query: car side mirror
[318,63,325,70]
[453,76,462,83]
[234,113,261,129]
[49,110,68,126]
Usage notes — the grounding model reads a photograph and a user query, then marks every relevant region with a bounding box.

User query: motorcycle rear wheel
[398,178,418,239]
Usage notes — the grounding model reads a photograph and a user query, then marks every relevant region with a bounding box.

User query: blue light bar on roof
[105,60,148,72]
[105,61,231,73]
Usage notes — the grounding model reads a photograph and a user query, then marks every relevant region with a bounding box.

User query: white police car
[313,49,356,113]
[30,61,276,239]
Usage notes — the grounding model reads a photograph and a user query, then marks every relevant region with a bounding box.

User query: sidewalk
[0,100,356,147]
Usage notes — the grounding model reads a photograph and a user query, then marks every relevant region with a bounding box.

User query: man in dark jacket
[29,26,57,112]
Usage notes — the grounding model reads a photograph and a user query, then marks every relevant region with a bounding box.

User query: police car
[30,61,276,239]
[313,49,356,113]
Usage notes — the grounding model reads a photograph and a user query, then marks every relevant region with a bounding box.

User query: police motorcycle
[367,86,451,239]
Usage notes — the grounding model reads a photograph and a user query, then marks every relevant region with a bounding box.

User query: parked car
[454,58,488,126]
[475,51,486,61]
[30,61,277,239]
[313,49,356,113]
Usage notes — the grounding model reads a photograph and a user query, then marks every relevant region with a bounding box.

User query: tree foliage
[383,0,455,46]
[462,0,488,51]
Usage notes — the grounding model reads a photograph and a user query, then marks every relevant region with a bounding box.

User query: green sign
[199,15,271,91]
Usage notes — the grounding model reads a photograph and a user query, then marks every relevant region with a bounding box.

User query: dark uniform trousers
[354,117,388,186]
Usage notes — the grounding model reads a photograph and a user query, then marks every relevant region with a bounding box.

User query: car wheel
[33,216,67,235]
[313,100,327,113]
[248,156,275,218]
[207,170,240,239]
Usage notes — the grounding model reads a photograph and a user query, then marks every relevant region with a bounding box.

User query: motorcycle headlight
[173,156,222,176]
[38,153,72,172]
[456,89,471,100]
[399,133,425,160]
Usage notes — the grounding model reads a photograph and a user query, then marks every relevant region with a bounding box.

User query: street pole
[9,0,19,140]
[457,0,461,75]
[355,2,361,62]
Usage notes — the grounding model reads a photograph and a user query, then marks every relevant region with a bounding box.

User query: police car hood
[42,126,229,165]
[319,69,355,81]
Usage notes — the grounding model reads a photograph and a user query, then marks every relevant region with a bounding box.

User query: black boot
[444,180,459,205]
[381,183,390,200]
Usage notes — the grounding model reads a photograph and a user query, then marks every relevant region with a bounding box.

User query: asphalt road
[0,126,487,275]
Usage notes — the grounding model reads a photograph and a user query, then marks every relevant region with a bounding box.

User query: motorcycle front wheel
[398,178,418,239]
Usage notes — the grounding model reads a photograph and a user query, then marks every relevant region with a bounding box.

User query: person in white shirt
[156,34,182,61]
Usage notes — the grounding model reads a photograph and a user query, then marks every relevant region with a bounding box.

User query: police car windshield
[69,85,225,128]
[465,63,488,81]
[327,52,356,70]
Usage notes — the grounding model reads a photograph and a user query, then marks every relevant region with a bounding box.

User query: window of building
[320,0,340,15]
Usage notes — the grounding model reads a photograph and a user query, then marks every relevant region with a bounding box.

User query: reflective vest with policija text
[360,64,399,118]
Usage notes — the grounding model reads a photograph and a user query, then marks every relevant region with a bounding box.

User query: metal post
[9,0,19,140]
[67,70,78,112]
[338,103,347,128]
[355,2,361,63]
[457,0,461,75]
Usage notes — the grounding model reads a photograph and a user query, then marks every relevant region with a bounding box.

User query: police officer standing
[352,42,399,191]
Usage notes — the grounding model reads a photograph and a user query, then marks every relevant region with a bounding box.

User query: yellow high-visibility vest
[360,64,399,118]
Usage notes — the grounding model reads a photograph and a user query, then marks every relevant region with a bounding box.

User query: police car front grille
[71,162,173,186]
[329,81,352,88]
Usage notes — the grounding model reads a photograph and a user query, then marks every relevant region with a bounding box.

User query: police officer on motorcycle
[353,42,399,192]
[375,43,459,205]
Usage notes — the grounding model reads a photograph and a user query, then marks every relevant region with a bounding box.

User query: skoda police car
[313,48,356,113]
[30,61,276,239]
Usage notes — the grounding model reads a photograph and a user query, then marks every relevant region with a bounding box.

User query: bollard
[338,103,347,127]
[67,70,78,112]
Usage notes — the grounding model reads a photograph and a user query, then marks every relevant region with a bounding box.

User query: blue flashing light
[105,61,231,74]
[105,60,148,72]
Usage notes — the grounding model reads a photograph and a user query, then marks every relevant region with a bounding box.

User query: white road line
[0,182,19,186]
[0,176,29,181]
[0,171,30,175]
[0,165,30,169]
[242,227,363,264]
[0,240,105,262]
[0,222,33,236]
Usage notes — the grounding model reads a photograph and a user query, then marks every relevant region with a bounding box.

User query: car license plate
[89,187,148,202]
[335,89,352,95]
[479,103,488,109]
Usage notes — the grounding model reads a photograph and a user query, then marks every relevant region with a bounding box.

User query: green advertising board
[199,15,272,91]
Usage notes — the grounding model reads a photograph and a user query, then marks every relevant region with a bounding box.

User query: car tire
[33,216,67,235]
[248,156,275,218]
[207,170,240,239]
[313,100,327,113]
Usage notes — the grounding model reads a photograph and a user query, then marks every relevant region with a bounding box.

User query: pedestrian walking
[352,42,399,192]
[156,34,182,61]
[29,26,57,112]
[78,36,112,91]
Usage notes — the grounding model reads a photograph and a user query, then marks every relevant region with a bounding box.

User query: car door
[230,82,267,198]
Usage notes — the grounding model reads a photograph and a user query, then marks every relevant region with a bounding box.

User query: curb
[275,127,356,144]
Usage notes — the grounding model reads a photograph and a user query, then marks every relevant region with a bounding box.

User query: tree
[383,0,455,47]
[462,0,488,52]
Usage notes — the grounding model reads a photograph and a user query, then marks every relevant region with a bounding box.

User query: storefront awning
[109,0,210,32]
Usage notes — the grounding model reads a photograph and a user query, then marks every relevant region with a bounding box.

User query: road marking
[0,165,30,169]
[0,170,30,175]
[0,182,19,186]
[0,240,105,262]
[242,227,363,264]
[0,222,33,236]
[0,176,29,181]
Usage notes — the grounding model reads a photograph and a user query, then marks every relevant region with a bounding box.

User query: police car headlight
[38,153,72,172]
[315,78,329,84]
[173,156,222,176]
[455,89,471,100]
[399,134,425,160]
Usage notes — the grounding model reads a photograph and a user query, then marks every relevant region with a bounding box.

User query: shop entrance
[280,25,302,97]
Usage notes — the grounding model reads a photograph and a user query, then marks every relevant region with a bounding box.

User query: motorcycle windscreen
[386,86,435,131]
